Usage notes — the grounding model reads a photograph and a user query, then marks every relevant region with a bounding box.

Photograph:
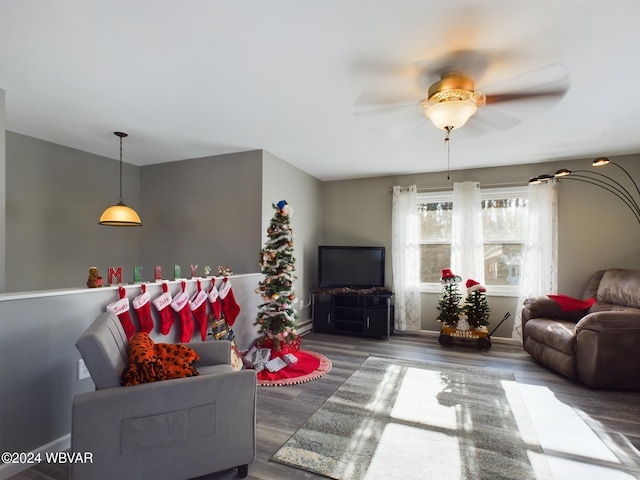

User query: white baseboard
[0,434,70,480]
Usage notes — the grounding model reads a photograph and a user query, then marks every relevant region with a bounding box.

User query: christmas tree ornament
[172,281,193,343]
[106,286,136,340]
[219,277,241,326]
[152,283,174,335]
[132,283,153,334]
[190,279,209,341]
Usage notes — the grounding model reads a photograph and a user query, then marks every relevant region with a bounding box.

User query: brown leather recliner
[521,268,640,390]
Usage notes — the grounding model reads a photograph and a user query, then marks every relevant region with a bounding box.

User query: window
[418,186,528,294]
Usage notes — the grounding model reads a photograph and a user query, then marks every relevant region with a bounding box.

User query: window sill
[420,284,520,298]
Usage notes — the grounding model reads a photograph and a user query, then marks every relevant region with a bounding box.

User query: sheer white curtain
[512,179,559,340]
[392,185,422,331]
[451,181,485,284]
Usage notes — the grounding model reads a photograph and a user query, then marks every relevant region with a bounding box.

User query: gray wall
[0,90,5,292]
[322,154,640,336]
[5,132,141,291]
[261,151,323,321]
[140,150,264,279]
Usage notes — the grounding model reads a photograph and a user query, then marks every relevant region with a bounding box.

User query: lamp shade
[99,202,142,226]
[425,100,477,130]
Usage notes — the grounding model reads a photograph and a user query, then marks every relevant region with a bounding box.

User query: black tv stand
[312,289,394,339]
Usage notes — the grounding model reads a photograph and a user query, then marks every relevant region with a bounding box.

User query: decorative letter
[108,267,123,286]
[154,266,162,282]
[133,266,142,284]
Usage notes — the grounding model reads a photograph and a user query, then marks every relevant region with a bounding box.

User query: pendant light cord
[118,135,124,203]
[114,131,128,204]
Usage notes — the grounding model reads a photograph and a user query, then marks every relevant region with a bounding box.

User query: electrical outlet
[77,359,91,380]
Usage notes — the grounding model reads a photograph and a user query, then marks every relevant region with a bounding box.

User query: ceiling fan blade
[484,89,568,105]
[480,63,570,97]
[354,89,422,114]
[358,107,426,139]
[471,107,521,131]
[413,49,519,90]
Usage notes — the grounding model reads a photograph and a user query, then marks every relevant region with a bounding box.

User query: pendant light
[98,132,142,226]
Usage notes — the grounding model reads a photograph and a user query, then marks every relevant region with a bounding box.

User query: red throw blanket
[121,332,200,386]
[548,294,596,311]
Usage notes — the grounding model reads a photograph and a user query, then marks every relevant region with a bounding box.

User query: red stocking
[219,277,240,326]
[172,281,193,343]
[132,284,153,334]
[190,280,209,341]
[208,280,222,320]
[107,287,136,340]
[152,283,174,335]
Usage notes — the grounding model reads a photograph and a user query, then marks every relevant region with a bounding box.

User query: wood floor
[10,332,640,480]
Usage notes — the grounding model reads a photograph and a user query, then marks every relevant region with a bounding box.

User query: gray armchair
[72,312,256,479]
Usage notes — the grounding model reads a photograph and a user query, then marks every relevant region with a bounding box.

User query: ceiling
[0,0,639,181]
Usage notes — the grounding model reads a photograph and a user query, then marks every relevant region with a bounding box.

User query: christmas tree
[255,200,299,351]
[463,279,490,329]
[436,268,462,327]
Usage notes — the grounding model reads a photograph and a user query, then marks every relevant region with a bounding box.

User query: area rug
[257,350,332,387]
[271,356,553,479]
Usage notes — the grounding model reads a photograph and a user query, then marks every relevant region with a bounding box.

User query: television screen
[318,246,385,288]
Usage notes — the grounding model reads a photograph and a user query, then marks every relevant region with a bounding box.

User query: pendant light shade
[99,132,142,226]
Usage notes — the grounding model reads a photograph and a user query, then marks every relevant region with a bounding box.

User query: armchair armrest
[183,340,231,366]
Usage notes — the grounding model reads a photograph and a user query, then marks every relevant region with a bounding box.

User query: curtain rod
[390,181,528,193]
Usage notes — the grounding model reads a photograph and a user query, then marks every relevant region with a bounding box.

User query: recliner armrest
[522,296,587,323]
[576,311,640,333]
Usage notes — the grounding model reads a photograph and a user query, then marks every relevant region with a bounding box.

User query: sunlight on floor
[364,424,461,480]
[389,367,458,430]
[517,383,639,480]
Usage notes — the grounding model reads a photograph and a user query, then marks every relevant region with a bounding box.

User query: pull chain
[444,126,453,180]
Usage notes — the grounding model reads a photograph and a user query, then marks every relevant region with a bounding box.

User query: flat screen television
[318,246,385,289]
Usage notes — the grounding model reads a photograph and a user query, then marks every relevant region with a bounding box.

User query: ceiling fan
[354,49,570,138]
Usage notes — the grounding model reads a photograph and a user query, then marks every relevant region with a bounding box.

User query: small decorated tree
[436,268,462,328]
[463,279,491,329]
[254,200,299,351]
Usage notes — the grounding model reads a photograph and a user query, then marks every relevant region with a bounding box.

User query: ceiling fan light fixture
[99,132,142,227]
[425,100,478,130]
